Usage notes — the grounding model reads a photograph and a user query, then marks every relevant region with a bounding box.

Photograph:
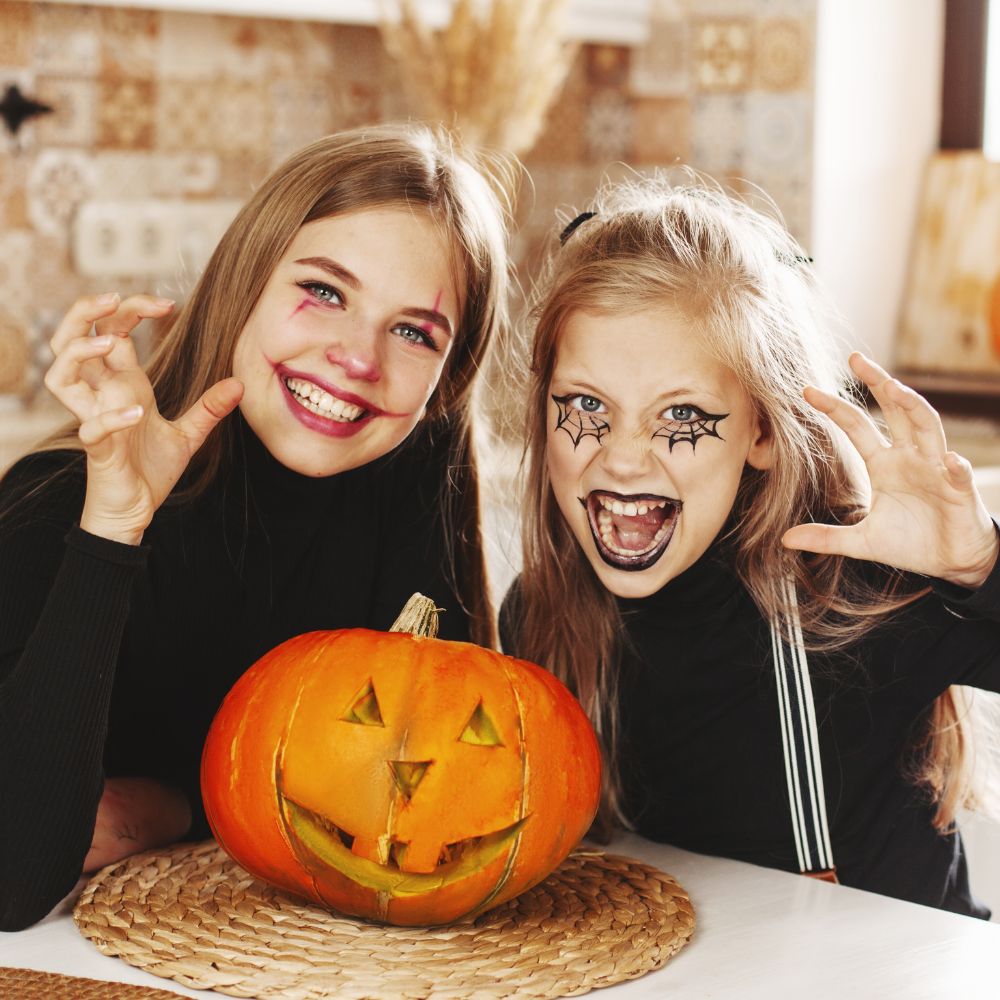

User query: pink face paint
[417,290,444,337]
[289,298,312,319]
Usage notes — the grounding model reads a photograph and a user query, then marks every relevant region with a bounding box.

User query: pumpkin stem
[389,593,440,638]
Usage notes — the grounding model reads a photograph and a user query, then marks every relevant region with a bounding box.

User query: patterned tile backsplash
[0,0,818,404]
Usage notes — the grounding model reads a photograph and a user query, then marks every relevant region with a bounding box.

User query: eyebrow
[407,307,453,340]
[553,379,726,408]
[295,256,360,290]
[294,256,453,339]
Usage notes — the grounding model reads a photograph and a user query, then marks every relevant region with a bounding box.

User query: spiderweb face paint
[551,394,610,448]
[652,406,729,451]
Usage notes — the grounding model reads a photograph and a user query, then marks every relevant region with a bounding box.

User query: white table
[1,834,998,999]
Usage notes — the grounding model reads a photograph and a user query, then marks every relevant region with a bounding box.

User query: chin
[589,557,673,599]
[265,436,356,478]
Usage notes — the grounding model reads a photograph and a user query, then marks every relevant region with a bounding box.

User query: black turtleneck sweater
[501,533,1000,918]
[0,418,470,930]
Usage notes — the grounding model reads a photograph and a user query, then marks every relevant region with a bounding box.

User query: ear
[746,414,775,471]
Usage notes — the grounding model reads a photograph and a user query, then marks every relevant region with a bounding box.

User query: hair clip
[776,250,814,266]
[559,211,597,246]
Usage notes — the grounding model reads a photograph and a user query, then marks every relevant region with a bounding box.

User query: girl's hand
[782,352,1000,589]
[44,293,244,545]
[83,777,191,873]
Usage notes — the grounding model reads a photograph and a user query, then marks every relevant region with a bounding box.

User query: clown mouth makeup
[283,376,368,423]
[582,491,681,572]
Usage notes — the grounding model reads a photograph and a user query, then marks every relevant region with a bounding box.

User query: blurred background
[0,0,999,913]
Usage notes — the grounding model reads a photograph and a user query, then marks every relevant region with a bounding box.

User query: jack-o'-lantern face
[201,598,602,927]
[275,658,532,920]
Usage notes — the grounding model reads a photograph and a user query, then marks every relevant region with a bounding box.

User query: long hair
[510,173,979,831]
[31,124,516,647]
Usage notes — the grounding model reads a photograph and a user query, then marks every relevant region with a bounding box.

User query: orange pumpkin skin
[201,628,601,926]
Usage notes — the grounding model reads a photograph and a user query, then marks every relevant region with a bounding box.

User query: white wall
[812,0,945,365]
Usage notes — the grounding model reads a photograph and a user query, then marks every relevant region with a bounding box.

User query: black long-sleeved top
[501,531,1000,918]
[0,417,471,930]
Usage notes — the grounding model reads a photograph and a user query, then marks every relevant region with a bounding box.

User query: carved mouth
[279,795,528,897]
[581,490,682,572]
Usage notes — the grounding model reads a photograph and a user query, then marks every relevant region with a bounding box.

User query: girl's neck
[616,527,743,618]
[236,412,350,509]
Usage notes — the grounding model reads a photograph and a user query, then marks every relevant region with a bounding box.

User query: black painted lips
[582,490,682,572]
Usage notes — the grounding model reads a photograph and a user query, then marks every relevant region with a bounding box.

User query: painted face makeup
[546,307,772,599]
[551,393,611,447]
[232,207,460,478]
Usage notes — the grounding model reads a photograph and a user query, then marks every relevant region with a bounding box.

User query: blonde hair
[32,123,517,648]
[509,173,978,832]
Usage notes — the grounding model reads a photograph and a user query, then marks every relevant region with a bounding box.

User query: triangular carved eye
[459,700,503,746]
[341,680,384,726]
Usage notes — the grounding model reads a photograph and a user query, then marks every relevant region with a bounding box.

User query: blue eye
[571,395,606,413]
[666,405,701,422]
[299,280,344,306]
[393,324,438,351]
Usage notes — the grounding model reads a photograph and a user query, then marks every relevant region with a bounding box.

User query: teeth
[598,495,668,513]
[597,518,672,558]
[285,377,365,422]
[592,496,675,559]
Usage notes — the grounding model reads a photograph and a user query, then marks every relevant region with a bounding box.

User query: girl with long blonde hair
[501,175,1000,916]
[1,124,513,930]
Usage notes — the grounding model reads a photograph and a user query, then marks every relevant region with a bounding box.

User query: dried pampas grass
[379,0,577,157]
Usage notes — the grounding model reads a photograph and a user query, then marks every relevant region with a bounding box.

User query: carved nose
[388,760,432,800]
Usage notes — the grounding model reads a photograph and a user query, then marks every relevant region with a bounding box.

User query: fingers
[49,292,174,357]
[944,450,977,491]
[802,384,886,463]
[48,292,122,356]
[93,293,176,340]
[174,377,244,452]
[849,352,947,459]
[43,334,116,414]
[78,405,144,451]
[782,522,865,560]
[847,352,913,448]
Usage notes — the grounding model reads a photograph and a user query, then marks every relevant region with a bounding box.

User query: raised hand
[44,293,244,545]
[781,352,999,589]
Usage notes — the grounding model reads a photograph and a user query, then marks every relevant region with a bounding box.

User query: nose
[599,426,656,483]
[325,324,381,382]
[388,760,432,801]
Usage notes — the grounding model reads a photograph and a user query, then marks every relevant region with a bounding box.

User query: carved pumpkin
[201,594,601,926]
[990,271,1000,359]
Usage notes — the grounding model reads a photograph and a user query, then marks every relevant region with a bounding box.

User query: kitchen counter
[1,834,996,999]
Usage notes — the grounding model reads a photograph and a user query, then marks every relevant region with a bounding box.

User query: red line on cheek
[289,298,312,319]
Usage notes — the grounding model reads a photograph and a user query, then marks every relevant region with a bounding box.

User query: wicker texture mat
[0,966,186,999]
[74,841,694,1000]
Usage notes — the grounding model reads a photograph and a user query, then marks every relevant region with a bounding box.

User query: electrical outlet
[72,199,242,279]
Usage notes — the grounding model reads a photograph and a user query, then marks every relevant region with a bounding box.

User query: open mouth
[279,795,528,897]
[283,376,369,423]
[582,490,681,572]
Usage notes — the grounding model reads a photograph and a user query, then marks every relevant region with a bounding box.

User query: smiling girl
[0,124,511,930]
[501,177,1000,917]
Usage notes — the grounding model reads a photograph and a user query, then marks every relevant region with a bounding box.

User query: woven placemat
[74,841,694,1000]
[0,966,186,999]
